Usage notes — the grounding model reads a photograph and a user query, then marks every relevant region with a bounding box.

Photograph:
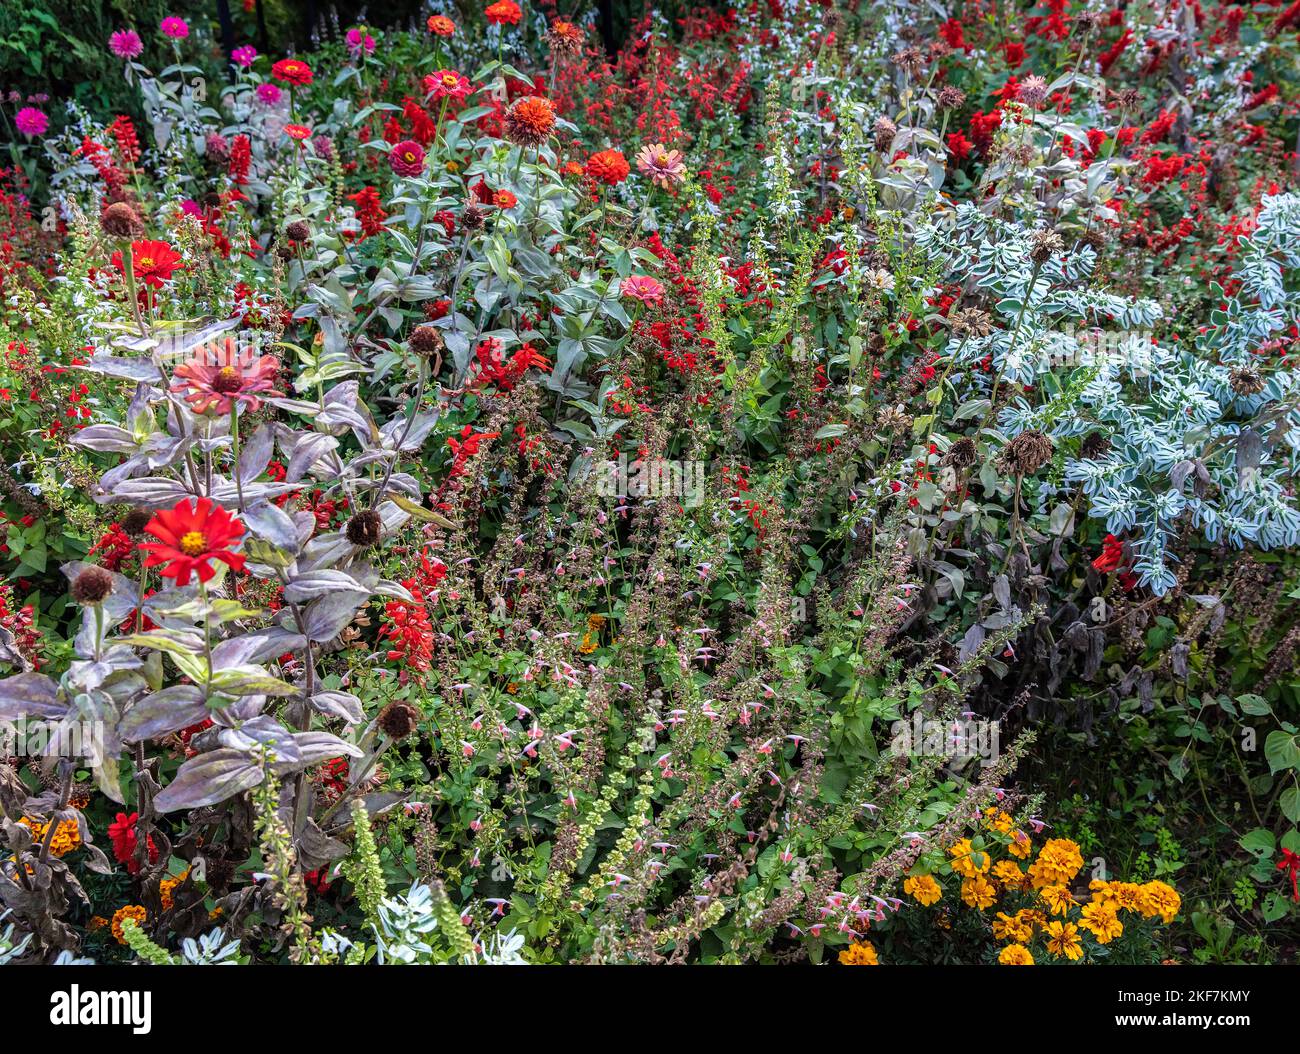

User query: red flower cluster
[108,812,158,875]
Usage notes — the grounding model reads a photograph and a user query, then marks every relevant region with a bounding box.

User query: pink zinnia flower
[171,339,283,416]
[255,82,282,106]
[635,143,686,188]
[424,69,474,102]
[346,28,376,56]
[15,108,48,137]
[160,16,189,39]
[621,275,664,306]
[231,45,258,67]
[109,29,144,59]
[389,139,426,178]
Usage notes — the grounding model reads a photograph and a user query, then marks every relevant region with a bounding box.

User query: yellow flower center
[139,256,154,268]
[179,530,208,556]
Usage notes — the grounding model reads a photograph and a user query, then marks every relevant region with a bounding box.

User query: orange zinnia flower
[586,149,630,186]
[427,15,456,35]
[503,96,556,147]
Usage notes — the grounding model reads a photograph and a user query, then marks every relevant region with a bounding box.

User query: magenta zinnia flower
[255,83,282,106]
[109,29,144,59]
[14,108,48,137]
[231,45,258,67]
[389,139,426,178]
[160,16,189,39]
[171,339,282,416]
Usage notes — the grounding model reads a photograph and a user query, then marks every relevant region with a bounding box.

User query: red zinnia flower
[284,123,313,141]
[113,239,183,288]
[271,58,314,86]
[485,0,522,25]
[427,14,456,35]
[586,149,630,186]
[139,497,248,586]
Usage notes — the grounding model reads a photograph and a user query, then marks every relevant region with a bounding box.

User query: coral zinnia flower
[503,96,556,147]
[424,69,474,102]
[485,0,523,25]
[140,497,247,586]
[284,123,313,141]
[390,139,426,178]
[634,143,686,188]
[271,58,313,86]
[586,149,630,186]
[171,338,282,415]
[427,14,456,35]
[621,274,664,306]
[113,239,183,287]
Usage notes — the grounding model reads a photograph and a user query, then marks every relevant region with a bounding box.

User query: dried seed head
[100,201,145,239]
[949,307,992,340]
[1079,432,1113,460]
[999,429,1055,475]
[409,325,445,358]
[121,508,153,536]
[937,85,966,111]
[941,436,977,468]
[378,701,420,739]
[1018,75,1049,109]
[873,115,898,152]
[462,204,488,231]
[1230,366,1266,396]
[286,220,310,242]
[1029,228,1064,265]
[345,509,383,547]
[891,46,925,78]
[71,566,115,606]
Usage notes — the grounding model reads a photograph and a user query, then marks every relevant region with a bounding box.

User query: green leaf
[1265,729,1300,775]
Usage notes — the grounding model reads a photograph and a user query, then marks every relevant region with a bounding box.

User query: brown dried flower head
[999,429,1055,475]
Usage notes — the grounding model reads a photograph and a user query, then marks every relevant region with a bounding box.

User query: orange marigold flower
[111,904,147,945]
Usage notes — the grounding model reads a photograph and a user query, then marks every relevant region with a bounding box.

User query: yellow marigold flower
[1008,830,1032,858]
[838,939,879,965]
[903,873,942,906]
[1016,908,1046,935]
[19,816,81,857]
[1039,883,1076,917]
[983,808,1015,833]
[1141,881,1180,923]
[578,632,598,654]
[160,868,191,912]
[1028,838,1083,888]
[587,613,606,631]
[992,911,1033,943]
[993,859,1028,889]
[999,943,1034,965]
[1080,900,1124,944]
[1111,881,1146,913]
[961,874,998,910]
[1045,920,1084,961]
[1089,878,1116,904]
[948,838,990,878]
[111,905,148,945]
